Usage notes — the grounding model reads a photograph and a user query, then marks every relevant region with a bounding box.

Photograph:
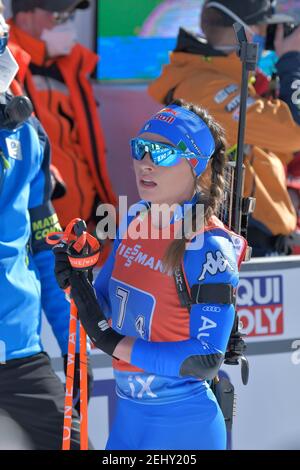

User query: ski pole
[47,218,100,450]
[79,320,88,449]
[62,296,78,450]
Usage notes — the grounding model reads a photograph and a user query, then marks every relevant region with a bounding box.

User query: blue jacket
[0,96,73,361]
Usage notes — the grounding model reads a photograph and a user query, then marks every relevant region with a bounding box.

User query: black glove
[53,242,73,290]
[53,244,124,357]
[63,353,94,415]
[53,242,93,290]
[70,271,125,357]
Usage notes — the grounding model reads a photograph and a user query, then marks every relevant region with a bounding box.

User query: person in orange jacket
[8,0,116,230]
[149,0,300,256]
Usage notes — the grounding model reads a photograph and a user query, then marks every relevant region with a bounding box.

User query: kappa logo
[198,250,234,281]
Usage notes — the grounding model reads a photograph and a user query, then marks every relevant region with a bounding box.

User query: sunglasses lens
[131,139,146,160]
[151,146,181,166]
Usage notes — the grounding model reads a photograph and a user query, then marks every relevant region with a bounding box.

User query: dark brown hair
[162,99,227,272]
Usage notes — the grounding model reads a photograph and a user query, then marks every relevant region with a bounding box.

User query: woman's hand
[52,244,135,360]
[53,242,94,289]
[53,242,73,290]
[69,271,128,358]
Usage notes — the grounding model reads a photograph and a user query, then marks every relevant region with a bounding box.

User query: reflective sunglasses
[130,138,196,167]
[0,31,8,55]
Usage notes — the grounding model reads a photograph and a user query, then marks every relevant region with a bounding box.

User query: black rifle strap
[173,264,234,312]
[191,283,235,305]
[173,266,192,312]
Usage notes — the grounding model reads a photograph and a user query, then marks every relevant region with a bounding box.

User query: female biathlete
[54,100,247,450]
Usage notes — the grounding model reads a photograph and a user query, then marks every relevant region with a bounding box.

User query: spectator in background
[0,3,92,449]
[2,4,67,204]
[8,0,116,232]
[149,0,300,256]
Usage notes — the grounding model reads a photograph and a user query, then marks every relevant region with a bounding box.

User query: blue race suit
[94,201,246,450]
[0,96,74,361]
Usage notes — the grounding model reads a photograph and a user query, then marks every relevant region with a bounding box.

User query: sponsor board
[237,275,283,337]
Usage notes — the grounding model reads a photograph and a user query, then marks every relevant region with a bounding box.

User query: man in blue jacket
[0,6,91,449]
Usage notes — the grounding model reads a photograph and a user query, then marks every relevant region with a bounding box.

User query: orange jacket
[8,20,116,228]
[149,35,300,235]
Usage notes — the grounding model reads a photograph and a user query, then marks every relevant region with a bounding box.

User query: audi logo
[202,306,221,313]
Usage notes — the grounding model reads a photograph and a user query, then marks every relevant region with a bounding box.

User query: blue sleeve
[28,118,78,355]
[277,52,300,125]
[28,118,61,252]
[131,229,238,379]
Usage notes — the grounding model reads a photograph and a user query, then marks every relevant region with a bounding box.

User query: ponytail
[163,100,227,273]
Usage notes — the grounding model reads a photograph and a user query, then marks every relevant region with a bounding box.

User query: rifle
[222,23,258,385]
[173,25,258,433]
[209,25,258,436]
